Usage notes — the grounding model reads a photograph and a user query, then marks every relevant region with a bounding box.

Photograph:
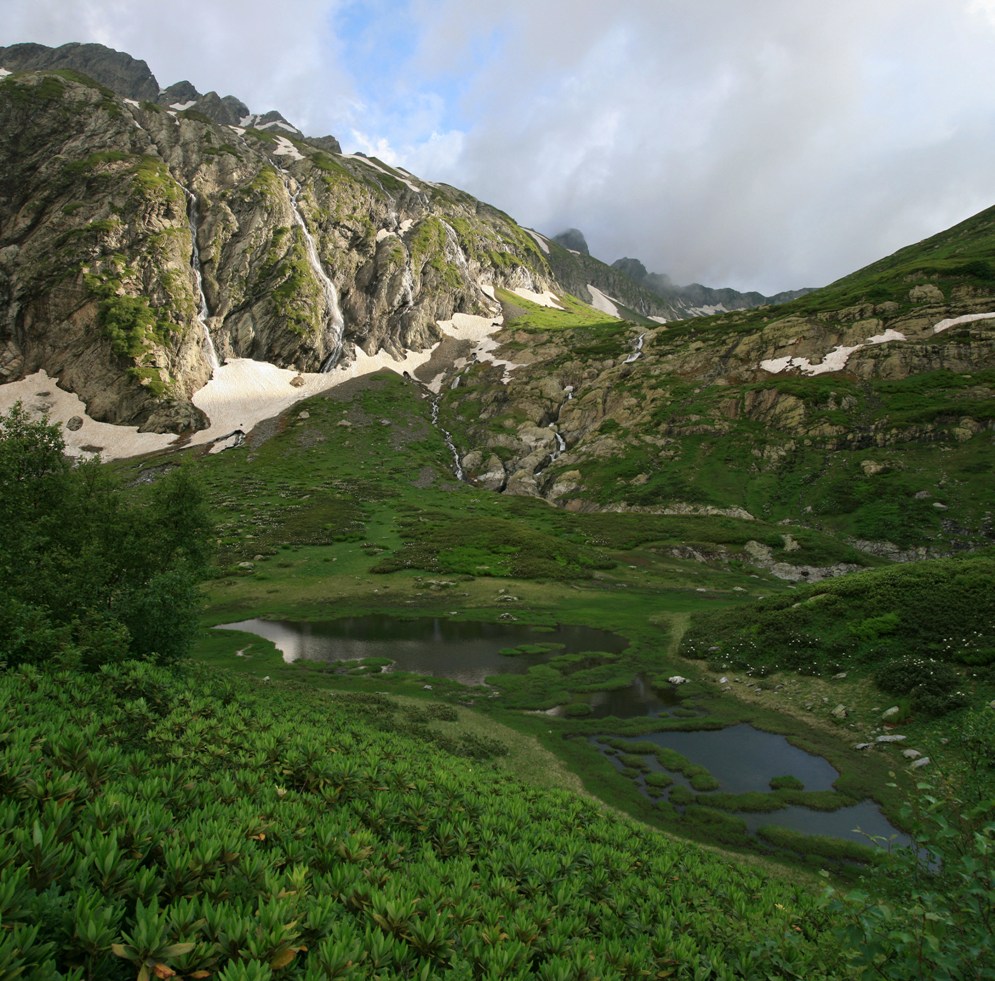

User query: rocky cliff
[0,57,555,431]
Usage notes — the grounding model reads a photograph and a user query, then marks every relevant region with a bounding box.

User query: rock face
[0,42,159,101]
[0,59,555,431]
[553,228,590,255]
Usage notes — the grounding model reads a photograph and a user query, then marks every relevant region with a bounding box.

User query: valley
[1,43,993,979]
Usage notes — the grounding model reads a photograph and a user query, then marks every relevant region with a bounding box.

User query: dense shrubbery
[825,708,995,979]
[0,661,850,979]
[874,656,969,717]
[680,554,995,711]
[0,405,211,669]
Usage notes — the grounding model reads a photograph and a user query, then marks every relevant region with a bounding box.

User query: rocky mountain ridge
[0,50,561,432]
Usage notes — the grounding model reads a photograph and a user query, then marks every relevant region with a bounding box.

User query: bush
[0,405,212,669]
[874,656,968,717]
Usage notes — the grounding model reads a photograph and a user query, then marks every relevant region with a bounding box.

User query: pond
[594,723,909,848]
[215,616,627,686]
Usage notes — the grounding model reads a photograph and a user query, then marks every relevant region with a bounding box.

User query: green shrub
[874,656,968,717]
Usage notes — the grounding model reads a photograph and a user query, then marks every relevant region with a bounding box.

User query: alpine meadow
[0,40,992,981]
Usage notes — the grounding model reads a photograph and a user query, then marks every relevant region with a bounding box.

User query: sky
[4,0,995,294]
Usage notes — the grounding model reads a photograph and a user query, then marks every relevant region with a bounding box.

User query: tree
[0,403,212,668]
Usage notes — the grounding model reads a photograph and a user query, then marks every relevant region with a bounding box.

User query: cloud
[3,0,995,292]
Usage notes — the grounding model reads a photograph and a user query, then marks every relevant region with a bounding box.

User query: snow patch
[124,98,140,107]
[229,126,246,135]
[867,328,906,344]
[375,228,396,242]
[239,114,258,127]
[429,312,521,390]
[0,372,175,459]
[933,312,995,333]
[511,287,564,310]
[761,345,862,376]
[0,345,452,462]
[525,229,550,254]
[586,285,621,319]
[760,324,910,376]
[342,154,422,193]
[479,282,497,301]
[0,68,12,79]
[272,136,304,161]
[170,100,197,111]
[649,316,669,324]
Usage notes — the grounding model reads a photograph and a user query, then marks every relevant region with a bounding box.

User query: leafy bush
[0,405,211,669]
[823,709,995,979]
[0,662,851,978]
[874,656,968,717]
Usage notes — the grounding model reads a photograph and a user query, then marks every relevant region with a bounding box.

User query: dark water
[596,723,909,848]
[587,676,683,718]
[639,724,839,792]
[215,616,626,686]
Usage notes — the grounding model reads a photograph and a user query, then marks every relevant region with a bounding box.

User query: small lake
[595,723,909,848]
[215,616,627,686]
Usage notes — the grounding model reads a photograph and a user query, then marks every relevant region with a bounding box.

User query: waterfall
[624,333,645,364]
[183,188,220,372]
[431,396,465,481]
[282,175,345,371]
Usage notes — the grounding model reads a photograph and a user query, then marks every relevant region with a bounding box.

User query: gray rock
[831,704,848,719]
[876,734,907,743]
[910,757,931,769]
[881,706,901,720]
[902,749,922,760]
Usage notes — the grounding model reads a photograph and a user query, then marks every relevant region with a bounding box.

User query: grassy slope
[0,661,847,979]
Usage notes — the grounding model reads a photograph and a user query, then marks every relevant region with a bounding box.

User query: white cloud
[3,0,995,293]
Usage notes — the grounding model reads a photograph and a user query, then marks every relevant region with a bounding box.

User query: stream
[283,175,345,371]
[183,187,220,372]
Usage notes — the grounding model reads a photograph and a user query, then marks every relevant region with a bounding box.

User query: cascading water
[183,188,220,372]
[431,395,465,481]
[624,333,645,364]
[282,175,345,371]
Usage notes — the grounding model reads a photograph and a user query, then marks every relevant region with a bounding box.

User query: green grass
[0,660,853,979]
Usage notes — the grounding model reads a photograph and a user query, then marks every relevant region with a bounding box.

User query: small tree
[0,403,212,669]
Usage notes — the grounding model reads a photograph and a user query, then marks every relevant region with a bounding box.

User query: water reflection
[215,616,626,687]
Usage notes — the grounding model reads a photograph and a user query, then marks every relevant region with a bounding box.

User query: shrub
[874,656,968,717]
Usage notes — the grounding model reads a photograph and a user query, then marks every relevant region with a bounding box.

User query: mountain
[0,43,563,433]
[611,255,811,312]
[1,41,993,555]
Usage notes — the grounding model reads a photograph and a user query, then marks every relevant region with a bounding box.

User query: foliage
[823,708,995,979]
[874,656,969,717]
[0,405,211,669]
[681,554,995,696]
[0,660,851,979]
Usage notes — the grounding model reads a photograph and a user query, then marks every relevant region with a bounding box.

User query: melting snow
[0,343,448,461]
[0,372,175,459]
[933,312,995,333]
[272,136,304,161]
[229,126,246,135]
[586,285,621,319]
[511,288,564,310]
[124,98,140,107]
[760,324,910,376]
[342,154,422,193]
[525,229,550,254]
[867,328,907,344]
[170,100,197,111]
[428,313,521,391]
